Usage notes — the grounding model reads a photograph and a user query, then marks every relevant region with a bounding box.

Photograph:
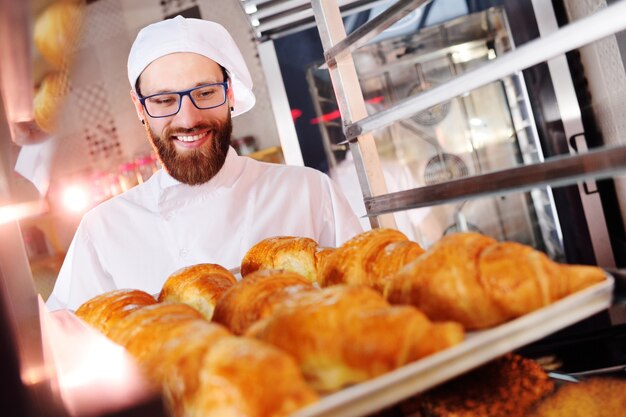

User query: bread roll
[107,302,205,356]
[246,285,463,392]
[149,322,232,416]
[212,269,315,335]
[318,228,424,291]
[401,353,554,417]
[159,263,237,320]
[478,241,606,316]
[527,377,626,417]
[241,236,330,283]
[370,239,426,290]
[100,296,317,417]
[74,288,157,337]
[185,336,318,417]
[34,71,69,133]
[315,246,336,274]
[384,232,606,330]
[134,318,317,417]
[34,0,85,69]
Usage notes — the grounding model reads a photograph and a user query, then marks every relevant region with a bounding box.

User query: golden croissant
[74,288,157,337]
[241,236,333,284]
[106,302,207,364]
[136,318,317,417]
[159,263,237,320]
[103,302,316,417]
[149,321,232,416]
[384,232,607,329]
[212,269,316,335]
[246,285,463,392]
[76,283,318,417]
[318,228,425,291]
[184,336,318,417]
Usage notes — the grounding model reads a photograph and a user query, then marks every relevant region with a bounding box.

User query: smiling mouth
[173,131,210,143]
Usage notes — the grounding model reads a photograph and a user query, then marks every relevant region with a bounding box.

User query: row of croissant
[75,229,606,417]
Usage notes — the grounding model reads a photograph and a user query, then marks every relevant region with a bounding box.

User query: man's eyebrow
[144,81,223,95]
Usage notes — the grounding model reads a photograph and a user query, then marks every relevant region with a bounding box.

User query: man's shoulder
[80,193,127,222]
[82,176,157,222]
[245,158,327,181]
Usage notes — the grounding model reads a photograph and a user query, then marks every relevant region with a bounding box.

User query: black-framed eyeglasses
[138,82,228,118]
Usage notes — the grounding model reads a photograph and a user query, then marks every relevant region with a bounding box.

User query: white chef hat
[127,15,255,117]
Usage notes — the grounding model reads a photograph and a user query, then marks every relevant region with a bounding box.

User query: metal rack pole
[322,0,432,68]
[364,144,626,215]
[311,0,397,229]
[531,0,615,267]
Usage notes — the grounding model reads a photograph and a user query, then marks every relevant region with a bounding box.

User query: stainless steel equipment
[308,6,567,257]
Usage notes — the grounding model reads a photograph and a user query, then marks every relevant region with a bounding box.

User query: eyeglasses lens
[144,84,226,117]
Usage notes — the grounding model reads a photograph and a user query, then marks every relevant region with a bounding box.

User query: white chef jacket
[46,147,362,311]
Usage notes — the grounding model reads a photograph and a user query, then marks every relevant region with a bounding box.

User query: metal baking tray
[290,274,614,417]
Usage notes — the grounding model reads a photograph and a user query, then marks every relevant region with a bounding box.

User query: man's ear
[130,90,146,122]
[226,82,235,112]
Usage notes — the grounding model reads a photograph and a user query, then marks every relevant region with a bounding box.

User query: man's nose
[173,95,203,127]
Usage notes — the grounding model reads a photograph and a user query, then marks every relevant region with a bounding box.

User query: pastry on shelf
[527,377,626,417]
[241,236,332,283]
[213,269,316,335]
[246,284,463,392]
[399,353,554,417]
[34,0,85,70]
[384,232,606,330]
[106,302,205,360]
[318,228,424,291]
[159,263,237,320]
[179,336,318,417]
[74,288,157,337]
[136,319,229,383]
[105,302,317,417]
[148,321,233,415]
[33,71,69,133]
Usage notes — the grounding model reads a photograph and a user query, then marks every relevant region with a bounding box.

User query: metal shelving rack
[310,0,626,245]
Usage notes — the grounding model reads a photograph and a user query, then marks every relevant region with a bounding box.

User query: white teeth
[175,132,206,142]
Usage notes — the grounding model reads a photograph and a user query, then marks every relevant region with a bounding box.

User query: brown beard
[145,115,232,185]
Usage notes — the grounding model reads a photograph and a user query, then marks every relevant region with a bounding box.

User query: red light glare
[310,96,384,125]
[291,108,303,121]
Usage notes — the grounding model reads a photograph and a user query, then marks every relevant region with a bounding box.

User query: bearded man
[47,16,361,311]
